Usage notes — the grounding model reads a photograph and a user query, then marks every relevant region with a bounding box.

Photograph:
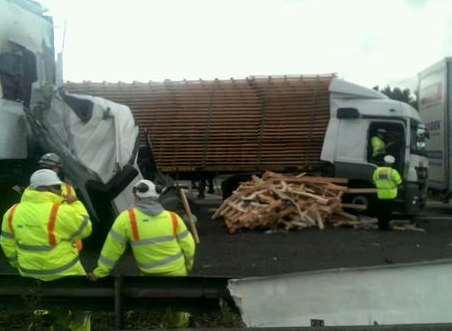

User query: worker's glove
[64,194,78,204]
[183,214,197,224]
[185,258,194,273]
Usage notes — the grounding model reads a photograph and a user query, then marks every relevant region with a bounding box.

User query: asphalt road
[0,202,452,278]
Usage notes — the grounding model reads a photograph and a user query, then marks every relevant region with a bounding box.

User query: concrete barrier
[229,259,452,327]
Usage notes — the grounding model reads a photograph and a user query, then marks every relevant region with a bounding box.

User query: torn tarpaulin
[26,84,141,222]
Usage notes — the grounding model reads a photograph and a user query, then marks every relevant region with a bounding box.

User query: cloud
[40,0,452,88]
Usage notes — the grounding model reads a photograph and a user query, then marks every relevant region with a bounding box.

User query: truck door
[367,121,406,173]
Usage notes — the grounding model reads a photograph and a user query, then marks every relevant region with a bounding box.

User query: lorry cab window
[0,43,37,106]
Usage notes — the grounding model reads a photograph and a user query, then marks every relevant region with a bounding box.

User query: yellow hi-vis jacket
[93,208,195,278]
[372,167,402,200]
[0,189,92,281]
[371,136,386,158]
[22,182,84,252]
[22,182,77,201]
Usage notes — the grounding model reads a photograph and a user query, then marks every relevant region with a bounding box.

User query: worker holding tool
[372,155,402,230]
[88,179,196,328]
[33,153,84,251]
[0,169,92,330]
[371,128,387,164]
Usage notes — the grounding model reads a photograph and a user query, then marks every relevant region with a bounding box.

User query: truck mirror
[337,108,360,119]
[56,52,64,87]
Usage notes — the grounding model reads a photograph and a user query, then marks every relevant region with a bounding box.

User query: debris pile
[213,172,363,234]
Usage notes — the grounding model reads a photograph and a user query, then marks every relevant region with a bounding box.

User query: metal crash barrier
[113,326,452,331]
[0,274,231,329]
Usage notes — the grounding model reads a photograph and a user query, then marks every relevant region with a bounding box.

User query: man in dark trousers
[372,155,402,230]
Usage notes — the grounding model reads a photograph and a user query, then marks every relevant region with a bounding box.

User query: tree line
[373,86,418,110]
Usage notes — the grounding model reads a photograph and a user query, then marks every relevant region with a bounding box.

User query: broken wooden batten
[212,171,367,233]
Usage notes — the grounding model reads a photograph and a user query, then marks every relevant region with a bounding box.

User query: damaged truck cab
[321,79,428,215]
[0,0,142,229]
[0,0,55,211]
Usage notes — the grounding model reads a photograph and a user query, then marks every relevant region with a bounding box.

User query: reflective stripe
[109,229,127,244]
[0,232,14,239]
[48,204,60,246]
[17,243,54,252]
[177,230,190,241]
[128,209,140,240]
[99,255,116,267]
[131,235,174,247]
[69,216,90,241]
[378,169,390,180]
[19,256,80,276]
[137,252,183,270]
[7,204,18,235]
[170,213,178,238]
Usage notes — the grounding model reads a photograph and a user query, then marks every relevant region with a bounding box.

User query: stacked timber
[65,75,334,173]
[212,172,361,234]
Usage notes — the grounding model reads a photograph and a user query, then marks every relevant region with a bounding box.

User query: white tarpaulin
[48,93,137,183]
[229,259,452,327]
[28,86,141,217]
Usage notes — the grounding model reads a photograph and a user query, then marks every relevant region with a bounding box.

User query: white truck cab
[0,0,54,211]
[322,79,429,215]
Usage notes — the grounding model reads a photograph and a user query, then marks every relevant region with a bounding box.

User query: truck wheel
[350,195,369,209]
[221,180,235,200]
[378,218,390,231]
[0,185,21,216]
[221,175,252,200]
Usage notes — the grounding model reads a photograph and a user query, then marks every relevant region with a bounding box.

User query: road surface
[0,200,451,277]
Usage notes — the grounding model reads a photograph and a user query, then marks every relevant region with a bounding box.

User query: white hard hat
[384,155,396,164]
[30,169,62,188]
[133,179,159,199]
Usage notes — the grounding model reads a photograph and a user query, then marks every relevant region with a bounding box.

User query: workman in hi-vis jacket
[22,153,84,252]
[371,128,387,164]
[0,169,92,331]
[372,155,402,230]
[89,179,196,328]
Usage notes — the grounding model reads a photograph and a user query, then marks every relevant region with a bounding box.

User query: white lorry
[0,0,142,228]
[69,77,430,216]
[418,58,452,199]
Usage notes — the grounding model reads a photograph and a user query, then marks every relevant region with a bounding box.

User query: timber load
[212,171,363,234]
[66,75,334,173]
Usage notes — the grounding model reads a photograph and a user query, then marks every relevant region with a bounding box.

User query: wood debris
[213,171,365,234]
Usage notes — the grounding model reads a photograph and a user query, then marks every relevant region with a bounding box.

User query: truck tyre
[221,175,252,200]
[378,218,390,231]
[0,185,21,216]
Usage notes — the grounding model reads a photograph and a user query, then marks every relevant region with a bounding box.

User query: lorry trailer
[418,57,452,199]
[67,76,429,215]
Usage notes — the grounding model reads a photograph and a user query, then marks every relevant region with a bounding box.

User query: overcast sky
[40,0,452,90]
